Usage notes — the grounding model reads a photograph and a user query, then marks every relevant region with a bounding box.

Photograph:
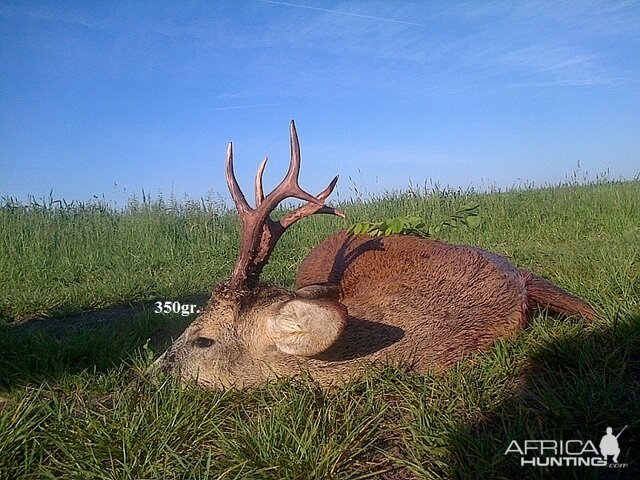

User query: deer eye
[193,337,216,349]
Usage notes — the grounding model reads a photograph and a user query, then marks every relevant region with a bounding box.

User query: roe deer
[154,120,597,388]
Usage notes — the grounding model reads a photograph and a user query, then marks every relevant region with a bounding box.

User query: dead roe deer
[153,121,597,388]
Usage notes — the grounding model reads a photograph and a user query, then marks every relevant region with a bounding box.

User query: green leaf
[404,216,423,228]
[388,218,404,233]
[459,202,480,212]
[466,214,481,229]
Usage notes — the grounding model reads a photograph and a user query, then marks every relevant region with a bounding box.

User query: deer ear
[267,299,347,357]
[295,283,341,301]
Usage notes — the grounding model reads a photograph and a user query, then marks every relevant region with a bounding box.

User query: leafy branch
[348,202,481,237]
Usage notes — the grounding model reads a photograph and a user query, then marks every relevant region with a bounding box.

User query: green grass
[1,179,639,478]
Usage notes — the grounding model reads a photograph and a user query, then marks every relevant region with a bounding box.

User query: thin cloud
[257,0,424,27]
[205,103,279,111]
[0,3,109,29]
[246,1,635,94]
[509,75,640,88]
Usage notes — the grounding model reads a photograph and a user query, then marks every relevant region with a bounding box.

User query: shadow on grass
[447,312,640,480]
[0,295,207,392]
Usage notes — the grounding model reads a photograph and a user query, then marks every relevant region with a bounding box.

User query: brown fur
[155,230,597,388]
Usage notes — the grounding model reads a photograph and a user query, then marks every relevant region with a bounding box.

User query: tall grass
[0,193,238,321]
[1,179,639,478]
[2,180,638,321]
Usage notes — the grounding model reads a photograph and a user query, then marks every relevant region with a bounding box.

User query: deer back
[296,230,529,370]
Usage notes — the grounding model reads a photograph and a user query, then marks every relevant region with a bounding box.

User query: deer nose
[193,337,216,349]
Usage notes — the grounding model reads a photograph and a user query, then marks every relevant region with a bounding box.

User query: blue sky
[1,1,639,206]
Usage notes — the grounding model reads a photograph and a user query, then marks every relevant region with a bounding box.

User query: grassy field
[1,179,639,479]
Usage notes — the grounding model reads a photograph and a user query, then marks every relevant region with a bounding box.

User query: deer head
[154,121,347,388]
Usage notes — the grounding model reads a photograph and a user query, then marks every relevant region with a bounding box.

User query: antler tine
[264,120,322,207]
[317,175,341,203]
[254,156,268,207]
[287,119,301,182]
[279,174,345,230]
[313,174,346,218]
[225,142,252,215]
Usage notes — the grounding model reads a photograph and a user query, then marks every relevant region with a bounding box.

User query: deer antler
[226,120,345,291]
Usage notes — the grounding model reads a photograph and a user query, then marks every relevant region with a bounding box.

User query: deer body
[154,121,596,389]
[297,231,527,371]
[296,230,595,373]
